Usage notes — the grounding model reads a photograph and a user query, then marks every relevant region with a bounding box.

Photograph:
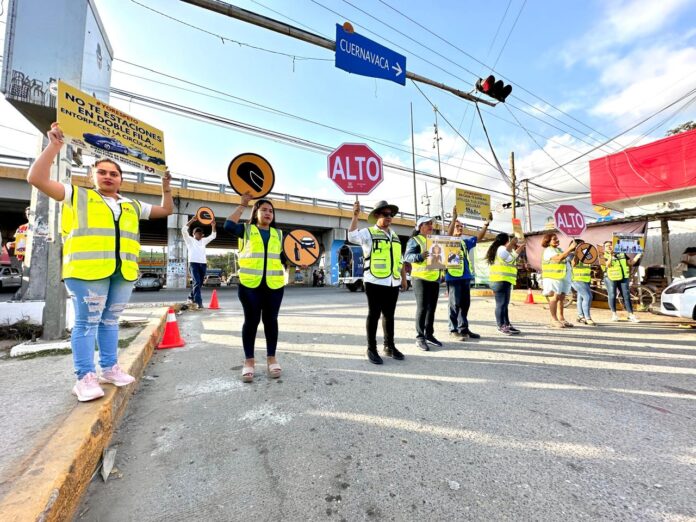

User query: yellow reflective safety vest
[410,234,440,282]
[61,186,141,281]
[603,252,629,281]
[489,251,517,284]
[366,226,402,279]
[542,247,567,280]
[572,262,591,283]
[446,238,472,278]
[238,224,285,289]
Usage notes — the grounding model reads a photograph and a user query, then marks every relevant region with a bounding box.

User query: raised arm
[477,213,492,242]
[550,240,576,262]
[446,205,457,236]
[349,200,360,232]
[26,123,66,201]
[149,171,173,219]
[227,193,253,224]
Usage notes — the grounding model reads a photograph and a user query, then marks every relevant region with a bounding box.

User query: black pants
[413,278,440,339]
[237,282,284,359]
[188,262,207,306]
[364,282,400,350]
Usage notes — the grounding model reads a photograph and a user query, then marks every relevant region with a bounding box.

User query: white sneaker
[72,372,105,402]
[628,314,640,323]
[611,313,620,322]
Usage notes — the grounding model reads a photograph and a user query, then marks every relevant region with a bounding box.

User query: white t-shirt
[496,245,517,264]
[181,226,216,264]
[61,183,152,220]
[347,226,402,287]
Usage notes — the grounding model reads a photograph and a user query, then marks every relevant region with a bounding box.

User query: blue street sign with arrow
[334,24,406,86]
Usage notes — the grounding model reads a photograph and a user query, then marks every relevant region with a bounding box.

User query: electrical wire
[491,0,527,70]
[474,103,511,184]
[486,0,513,58]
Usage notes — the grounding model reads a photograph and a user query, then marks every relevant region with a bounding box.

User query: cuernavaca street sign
[334,24,406,86]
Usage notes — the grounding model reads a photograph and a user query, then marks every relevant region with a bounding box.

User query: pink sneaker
[72,372,105,402]
[99,364,136,387]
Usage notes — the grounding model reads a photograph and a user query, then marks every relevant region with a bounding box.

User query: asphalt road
[79,287,695,521]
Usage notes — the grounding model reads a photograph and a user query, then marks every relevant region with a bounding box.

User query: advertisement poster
[57,81,166,174]
[612,234,645,254]
[425,236,462,270]
[455,188,491,220]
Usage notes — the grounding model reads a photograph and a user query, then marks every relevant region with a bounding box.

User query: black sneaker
[367,349,383,365]
[383,346,405,360]
[448,331,466,341]
[507,325,521,335]
[425,336,443,347]
[415,338,429,351]
[461,329,481,339]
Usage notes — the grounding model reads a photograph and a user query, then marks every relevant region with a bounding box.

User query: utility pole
[433,109,446,231]
[510,151,516,220]
[410,103,418,218]
[181,0,496,107]
[524,178,532,232]
[421,184,431,216]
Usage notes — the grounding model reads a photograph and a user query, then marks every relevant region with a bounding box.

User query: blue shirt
[445,237,478,281]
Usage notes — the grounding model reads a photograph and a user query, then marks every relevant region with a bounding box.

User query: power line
[486,0,513,58]
[491,0,527,70]
[109,87,515,197]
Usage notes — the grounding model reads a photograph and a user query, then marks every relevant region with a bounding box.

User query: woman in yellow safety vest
[403,216,442,351]
[601,240,642,323]
[541,233,576,329]
[225,193,287,382]
[570,238,596,326]
[348,199,408,364]
[486,233,526,335]
[27,123,173,402]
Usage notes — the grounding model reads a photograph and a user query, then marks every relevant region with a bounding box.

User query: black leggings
[365,282,400,350]
[413,278,440,339]
[237,282,284,359]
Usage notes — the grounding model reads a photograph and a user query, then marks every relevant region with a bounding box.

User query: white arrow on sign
[392,62,403,77]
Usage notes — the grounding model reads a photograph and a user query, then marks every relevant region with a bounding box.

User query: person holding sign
[404,217,443,351]
[445,206,491,340]
[541,233,576,328]
[348,200,408,364]
[571,238,595,326]
[224,194,287,382]
[601,240,641,323]
[27,124,173,401]
[181,216,216,310]
[486,233,526,335]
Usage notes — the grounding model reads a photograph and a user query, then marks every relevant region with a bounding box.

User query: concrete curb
[0,307,170,522]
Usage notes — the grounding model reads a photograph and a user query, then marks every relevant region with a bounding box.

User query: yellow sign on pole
[57,81,166,174]
[455,188,490,221]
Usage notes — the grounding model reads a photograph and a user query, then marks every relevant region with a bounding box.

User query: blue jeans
[189,262,207,306]
[489,281,511,328]
[446,279,471,332]
[604,277,633,313]
[65,274,134,379]
[572,281,593,319]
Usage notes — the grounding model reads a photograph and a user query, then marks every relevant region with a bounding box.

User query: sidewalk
[0,306,170,522]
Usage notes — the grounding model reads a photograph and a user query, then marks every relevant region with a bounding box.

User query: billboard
[589,128,696,211]
[1,0,113,131]
[455,188,491,221]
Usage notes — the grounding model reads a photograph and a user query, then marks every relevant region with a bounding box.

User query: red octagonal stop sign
[554,204,586,236]
[328,143,383,195]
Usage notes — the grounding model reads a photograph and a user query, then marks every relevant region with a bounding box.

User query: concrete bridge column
[166,214,188,289]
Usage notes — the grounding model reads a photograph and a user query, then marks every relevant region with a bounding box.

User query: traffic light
[475,75,513,102]
[502,202,524,209]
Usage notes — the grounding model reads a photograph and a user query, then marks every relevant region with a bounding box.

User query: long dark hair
[250,198,277,228]
[485,233,510,265]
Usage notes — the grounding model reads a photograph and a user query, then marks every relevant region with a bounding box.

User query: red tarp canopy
[590,128,696,208]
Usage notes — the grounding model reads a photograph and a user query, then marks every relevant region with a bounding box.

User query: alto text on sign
[328,143,383,195]
[554,204,586,236]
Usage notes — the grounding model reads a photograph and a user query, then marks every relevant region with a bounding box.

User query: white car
[660,277,696,320]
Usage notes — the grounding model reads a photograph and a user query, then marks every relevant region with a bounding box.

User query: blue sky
[2,0,695,230]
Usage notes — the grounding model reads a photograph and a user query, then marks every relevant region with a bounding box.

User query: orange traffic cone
[525,288,535,304]
[157,308,185,349]
[208,289,220,310]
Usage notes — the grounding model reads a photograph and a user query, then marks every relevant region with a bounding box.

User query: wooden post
[661,219,673,284]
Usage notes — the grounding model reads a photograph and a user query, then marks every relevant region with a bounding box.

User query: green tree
[666,121,696,136]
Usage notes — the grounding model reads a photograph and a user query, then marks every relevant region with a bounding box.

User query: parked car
[661,277,696,320]
[226,274,240,286]
[82,133,129,155]
[0,266,21,291]
[134,272,162,291]
[203,274,222,287]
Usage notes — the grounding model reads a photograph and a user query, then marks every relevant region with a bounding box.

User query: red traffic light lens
[482,75,495,92]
